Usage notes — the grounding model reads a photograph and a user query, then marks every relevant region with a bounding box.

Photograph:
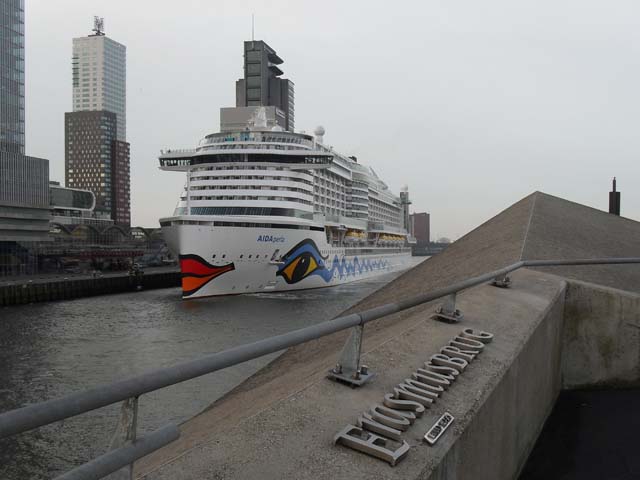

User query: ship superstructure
[159,41,413,298]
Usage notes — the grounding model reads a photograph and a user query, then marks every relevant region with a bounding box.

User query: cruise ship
[159,40,414,299]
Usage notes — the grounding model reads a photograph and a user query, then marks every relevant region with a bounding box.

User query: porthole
[240,254,243,259]
[212,254,216,259]
[249,255,252,259]
[222,254,226,259]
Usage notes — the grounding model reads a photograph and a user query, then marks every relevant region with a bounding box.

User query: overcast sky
[25,0,640,239]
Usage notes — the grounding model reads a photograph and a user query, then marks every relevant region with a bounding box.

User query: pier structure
[1,191,639,479]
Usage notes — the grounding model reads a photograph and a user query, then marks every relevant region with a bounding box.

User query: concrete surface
[131,191,640,479]
[520,192,640,293]
[136,269,567,479]
[561,278,640,388]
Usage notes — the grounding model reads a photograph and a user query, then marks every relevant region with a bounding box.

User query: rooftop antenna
[92,16,105,36]
[251,13,255,41]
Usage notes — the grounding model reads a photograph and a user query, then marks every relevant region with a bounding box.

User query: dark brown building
[111,140,131,225]
[410,212,430,245]
[65,111,130,225]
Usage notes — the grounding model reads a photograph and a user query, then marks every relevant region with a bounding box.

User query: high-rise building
[111,139,130,225]
[65,110,117,216]
[65,18,130,226]
[0,0,50,249]
[1,0,25,154]
[72,17,126,141]
[235,40,295,132]
[410,212,430,245]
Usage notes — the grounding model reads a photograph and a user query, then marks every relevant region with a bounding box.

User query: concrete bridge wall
[429,278,565,480]
[561,279,640,389]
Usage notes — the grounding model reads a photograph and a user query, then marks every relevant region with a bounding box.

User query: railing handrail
[2,257,640,440]
[55,424,179,480]
[2,256,640,480]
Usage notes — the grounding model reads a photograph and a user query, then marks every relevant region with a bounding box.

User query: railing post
[491,274,511,288]
[432,292,463,323]
[327,324,375,387]
[104,396,139,480]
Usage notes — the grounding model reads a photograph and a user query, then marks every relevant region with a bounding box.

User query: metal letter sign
[424,412,454,445]
[334,328,493,466]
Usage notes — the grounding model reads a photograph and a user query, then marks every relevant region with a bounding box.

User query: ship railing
[1,257,640,479]
[159,148,197,155]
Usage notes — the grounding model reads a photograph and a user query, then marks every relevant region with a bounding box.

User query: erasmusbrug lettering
[334,327,494,466]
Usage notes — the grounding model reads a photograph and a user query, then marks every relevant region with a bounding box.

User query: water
[0,260,422,479]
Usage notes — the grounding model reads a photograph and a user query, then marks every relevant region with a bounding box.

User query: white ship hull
[163,221,412,299]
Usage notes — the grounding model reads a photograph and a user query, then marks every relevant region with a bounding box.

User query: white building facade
[72,33,126,141]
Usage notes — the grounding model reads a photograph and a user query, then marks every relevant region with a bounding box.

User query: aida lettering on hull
[256,235,286,243]
[334,328,494,466]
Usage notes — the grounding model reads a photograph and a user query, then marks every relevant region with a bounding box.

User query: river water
[0,259,422,479]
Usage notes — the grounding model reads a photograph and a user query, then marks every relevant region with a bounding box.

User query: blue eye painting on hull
[276,239,390,284]
[276,239,331,284]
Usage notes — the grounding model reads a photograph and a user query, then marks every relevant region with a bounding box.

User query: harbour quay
[0,267,179,307]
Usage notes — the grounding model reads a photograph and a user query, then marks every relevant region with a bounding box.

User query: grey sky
[25,0,640,238]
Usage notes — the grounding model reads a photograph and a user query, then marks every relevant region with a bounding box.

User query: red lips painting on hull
[179,254,235,297]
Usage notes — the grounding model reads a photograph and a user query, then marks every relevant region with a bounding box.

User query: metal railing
[1,257,639,479]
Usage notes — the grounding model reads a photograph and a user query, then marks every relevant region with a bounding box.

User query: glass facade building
[50,183,95,211]
[0,1,51,248]
[0,0,25,154]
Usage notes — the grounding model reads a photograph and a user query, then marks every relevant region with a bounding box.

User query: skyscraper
[0,0,50,270]
[65,18,130,226]
[1,0,25,153]
[65,110,117,215]
[71,17,126,141]
[235,40,295,132]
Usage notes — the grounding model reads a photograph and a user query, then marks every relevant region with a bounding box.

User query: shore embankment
[0,267,180,306]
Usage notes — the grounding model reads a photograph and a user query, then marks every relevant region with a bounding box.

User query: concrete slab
[521,192,640,293]
[560,278,640,388]
[137,269,566,479]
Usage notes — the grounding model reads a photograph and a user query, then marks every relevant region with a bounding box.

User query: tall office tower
[72,17,126,141]
[65,18,130,226]
[235,40,295,132]
[0,0,50,276]
[0,0,25,153]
